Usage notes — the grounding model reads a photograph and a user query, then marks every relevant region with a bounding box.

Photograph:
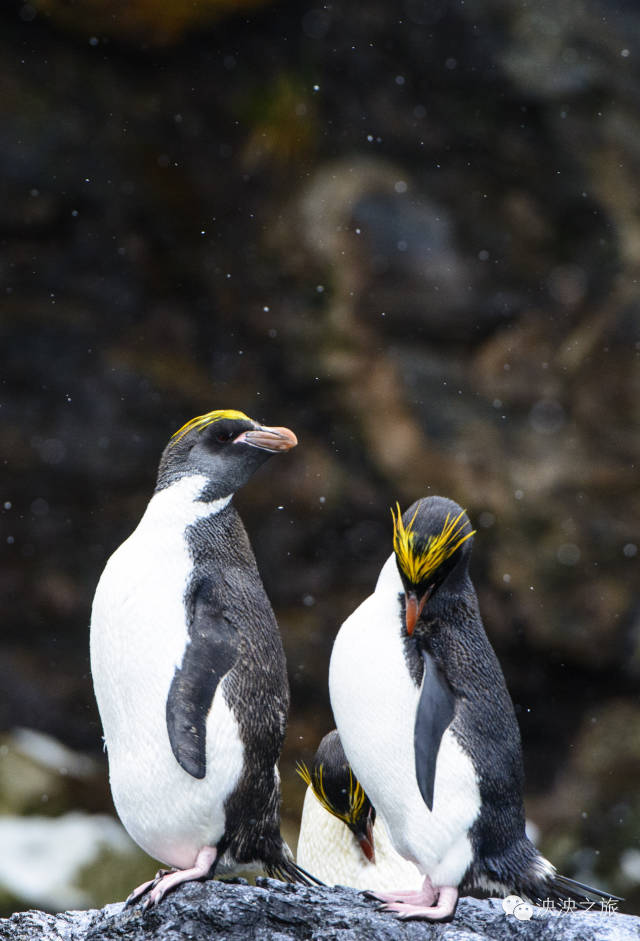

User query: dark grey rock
[0,880,636,941]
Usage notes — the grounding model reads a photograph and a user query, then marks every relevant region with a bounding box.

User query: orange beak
[405,588,431,635]
[355,810,376,863]
[234,425,298,452]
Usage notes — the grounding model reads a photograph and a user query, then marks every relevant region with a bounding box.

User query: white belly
[89,477,244,869]
[329,555,480,886]
[296,787,423,892]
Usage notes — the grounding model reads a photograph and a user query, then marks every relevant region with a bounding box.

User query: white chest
[329,555,481,886]
[90,477,228,729]
[89,477,244,869]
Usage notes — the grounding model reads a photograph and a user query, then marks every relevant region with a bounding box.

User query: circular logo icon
[513,901,533,921]
[502,895,522,915]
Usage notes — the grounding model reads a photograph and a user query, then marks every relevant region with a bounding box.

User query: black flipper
[166,575,239,779]
[414,648,456,812]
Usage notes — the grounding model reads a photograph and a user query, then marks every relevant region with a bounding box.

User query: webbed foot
[370,874,436,906]
[125,869,173,906]
[127,847,218,909]
[379,882,458,921]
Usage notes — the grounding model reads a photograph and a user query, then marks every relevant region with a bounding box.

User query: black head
[391,495,475,634]
[155,409,297,498]
[297,730,376,863]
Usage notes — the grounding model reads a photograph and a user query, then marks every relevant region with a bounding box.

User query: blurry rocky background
[1,0,638,918]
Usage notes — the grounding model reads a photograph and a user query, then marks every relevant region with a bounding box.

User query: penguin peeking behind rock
[329,495,619,921]
[296,729,423,893]
[90,409,318,907]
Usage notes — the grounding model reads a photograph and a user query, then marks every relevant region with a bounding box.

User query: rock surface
[0,879,636,941]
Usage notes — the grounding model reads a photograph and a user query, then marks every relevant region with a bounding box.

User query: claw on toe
[125,870,172,907]
[141,891,159,911]
[126,846,218,910]
[141,879,172,909]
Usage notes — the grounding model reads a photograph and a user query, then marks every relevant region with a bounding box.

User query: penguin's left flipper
[414,649,456,812]
[166,575,239,779]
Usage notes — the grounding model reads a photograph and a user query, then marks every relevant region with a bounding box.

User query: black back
[167,502,290,866]
[417,576,528,885]
[396,497,615,899]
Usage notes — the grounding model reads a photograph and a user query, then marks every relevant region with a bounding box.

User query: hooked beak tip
[234,425,297,452]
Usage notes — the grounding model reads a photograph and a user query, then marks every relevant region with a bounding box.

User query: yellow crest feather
[391,501,476,584]
[296,760,367,825]
[170,409,253,446]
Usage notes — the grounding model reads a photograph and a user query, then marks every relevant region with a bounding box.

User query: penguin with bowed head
[329,495,618,920]
[296,729,423,892]
[90,408,314,906]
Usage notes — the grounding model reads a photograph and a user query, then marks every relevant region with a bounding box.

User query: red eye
[216,431,233,443]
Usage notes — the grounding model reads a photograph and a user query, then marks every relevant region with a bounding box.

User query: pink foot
[382,884,458,921]
[125,869,173,906]
[372,875,436,906]
[141,846,218,908]
[126,847,217,909]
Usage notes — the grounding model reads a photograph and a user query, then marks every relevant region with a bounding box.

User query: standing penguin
[296,730,423,892]
[90,409,307,906]
[329,496,616,920]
